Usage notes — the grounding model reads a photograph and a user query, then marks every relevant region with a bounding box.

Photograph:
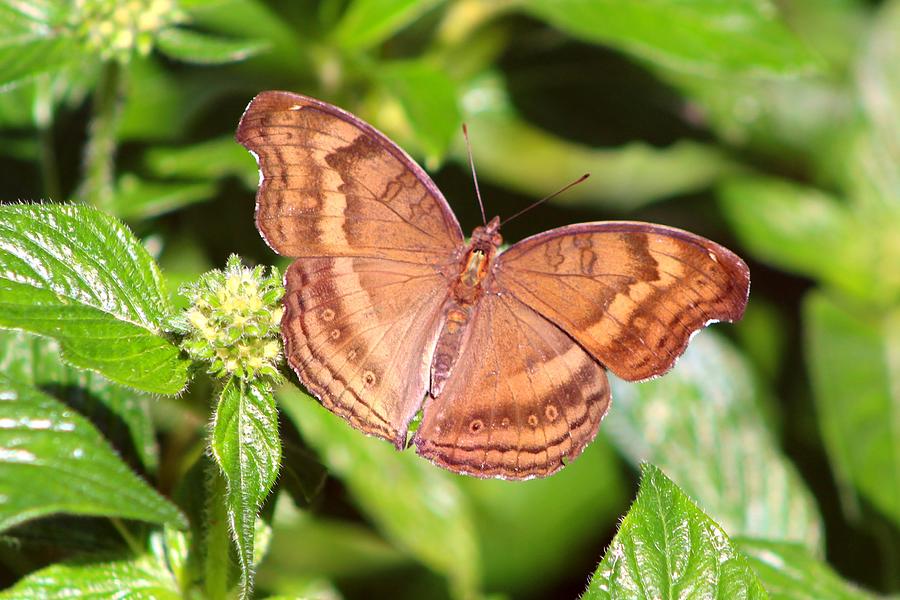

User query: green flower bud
[70,0,186,63]
[176,255,284,383]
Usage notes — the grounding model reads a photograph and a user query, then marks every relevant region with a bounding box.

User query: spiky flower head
[178,255,284,382]
[70,0,186,62]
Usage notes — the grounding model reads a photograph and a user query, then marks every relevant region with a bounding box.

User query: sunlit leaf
[0,330,158,471]
[804,292,900,527]
[109,174,217,220]
[0,37,82,90]
[718,177,879,295]
[279,387,480,600]
[211,377,281,595]
[584,464,767,600]
[377,60,461,165]
[144,136,259,189]
[0,203,190,394]
[459,437,626,594]
[606,333,823,549]
[332,0,445,50]
[259,503,408,586]
[0,553,181,599]
[0,3,81,89]
[118,57,194,142]
[156,27,268,65]
[0,374,185,531]
[460,74,738,209]
[736,538,877,600]
[522,0,820,76]
[851,0,900,209]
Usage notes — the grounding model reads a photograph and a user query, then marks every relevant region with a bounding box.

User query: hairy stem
[204,465,233,600]
[77,61,123,209]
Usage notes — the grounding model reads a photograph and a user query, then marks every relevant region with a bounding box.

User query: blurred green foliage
[1,0,899,598]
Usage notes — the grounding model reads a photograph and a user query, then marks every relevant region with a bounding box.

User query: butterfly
[236,91,750,480]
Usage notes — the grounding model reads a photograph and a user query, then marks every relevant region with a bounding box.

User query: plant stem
[78,60,123,210]
[39,124,61,201]
[111,518,144,556]
[204,464,232,600]
[34,76,61,201]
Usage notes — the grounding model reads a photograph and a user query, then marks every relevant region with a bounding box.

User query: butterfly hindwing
[414,293,611,479]
[494,222,750,381]
[283,257,449,447]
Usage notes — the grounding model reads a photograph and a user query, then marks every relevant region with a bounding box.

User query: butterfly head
[470,215,503,250]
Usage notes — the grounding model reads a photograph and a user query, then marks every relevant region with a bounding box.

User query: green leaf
[332,0,445,50]
[460,74,739,209]
[584,464,768,600]
[117,57,193,142]
[606,333,823,549]
[459,436,626,594]
[719,176,890,303]
[0,36,82,89]
[210,377,281,596]
[0,203,190,394]
[0,3,81,89]
[280,387,480,600]
[109,174,217,220]
[0,553,181,599]
[377,60,461,166]
[804,292,900,527]
[736,538,877,600]
[155,27,268,65]
[0,330,158,471]
[203,466,238,600]
[851,0,900,209]
[522,0,820,76]
[0,374,185,531]
[144,136,259,189]
[259,506,408,586]
[280,416,327,509]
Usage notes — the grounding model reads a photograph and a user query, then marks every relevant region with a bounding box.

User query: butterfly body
[431,216,503,396]
[237,90,750,479]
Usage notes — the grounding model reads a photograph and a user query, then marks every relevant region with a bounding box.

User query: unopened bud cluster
[179,256,284,382]
[70,0,186,62]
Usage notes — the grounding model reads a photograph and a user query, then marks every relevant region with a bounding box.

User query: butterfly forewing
[494,222,750,381]
[237,91,465,263]
[413,293,611,479]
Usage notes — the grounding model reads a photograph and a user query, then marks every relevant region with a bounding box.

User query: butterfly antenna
[500,173,590,227]
[462,123,487,226]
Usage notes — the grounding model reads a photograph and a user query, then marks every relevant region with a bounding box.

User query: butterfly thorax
[430,217,503,396]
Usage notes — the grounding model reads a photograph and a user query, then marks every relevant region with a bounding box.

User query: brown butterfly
[236,91,749,480]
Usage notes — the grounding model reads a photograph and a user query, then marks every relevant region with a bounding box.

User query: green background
[0,0,898,598]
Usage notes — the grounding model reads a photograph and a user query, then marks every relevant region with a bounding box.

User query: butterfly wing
[413,293,611,479]
[237,91,464,263]
[284,257,448,446]
[238,91,464,445]
[494,222,750,381]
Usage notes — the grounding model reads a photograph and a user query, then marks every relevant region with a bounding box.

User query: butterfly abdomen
[430,231,502,396]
